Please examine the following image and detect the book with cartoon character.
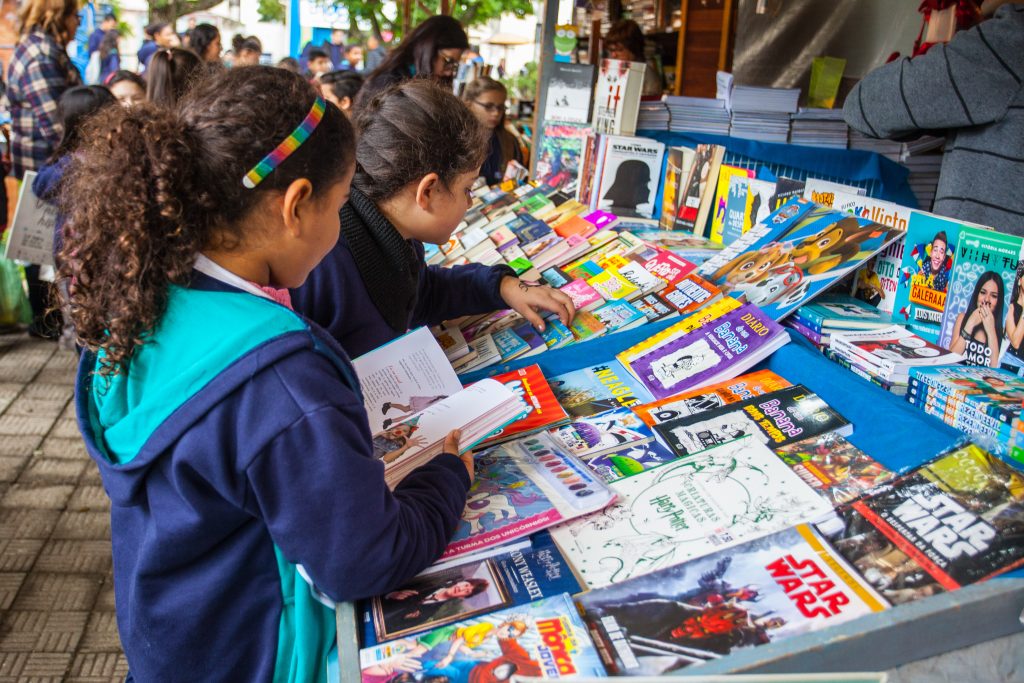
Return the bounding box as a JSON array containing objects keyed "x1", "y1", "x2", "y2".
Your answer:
[
  {"x1": 548, "y1": 436, "x2": 833, "y2": 589},
  {"x1": 440, "y1": 432, "x2": 616, "y2": 562},
  {"x1": 358, "y1": 594, "x2": 606, "y2": 683},
  {"x1": 548, "y1": 407, "x2": 656, "y2": 460},
  {"x1": 576, "y1": 524, "x2": 887, "y2": 675},
  {"x1": 699, "y1": 198, "x2": 905, "y2": 321}
]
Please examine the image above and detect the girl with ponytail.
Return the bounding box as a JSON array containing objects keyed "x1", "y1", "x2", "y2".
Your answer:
[{"x1": 61, "y1": 66, "x2": 473, "y2": 683}]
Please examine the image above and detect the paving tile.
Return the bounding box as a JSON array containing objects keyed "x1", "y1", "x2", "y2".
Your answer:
[
  {"x1": 0, "y1": 509, "x2": 61, "y2": 539},
  {"x1": 0, "y1": 611, "x2": 47, "y2": 652},
  {"x1": 0, "y1": 414, "x2": 55, "y2": 436},
  {"x1": 0, "y1": 365, "x2": 43, "y2": 383},
  {"x1": 92, "y1": 574, "x2": 116, "y2": 613},
  {"x1": 33, "y1": 368, "x2": 76, "y2": 386},
  {"x1": 77, "y1": 466, "x2": 103, "y2": 486},
  {"x1": 19, "y1": 651, "x2": 73, "y2": 677},
  {"x1": 0, "y1": 382, "x2": 22, "y2": 402},
  {"x1": 50, "y1": 417, "x2": 81, "y2": 439},
  {"x1": 0, "y1": 484, "x2": 75, "y2": 510},
  {"x1": 19, "y1": 458, "x2": 86, "y2": 485},
  {"x1": 66, "y1": 651, "x2": 128, "y2": 681},
  {"x1": 44, "y1": 351, "x2": 77, "y2": 369},
  {"x1": 0, "y1": 456, "x2": 28, "y2": 483},
  {"x1": 52, "y1": 511, "x2": 110, "y2": 541},
  {"x1": 35, "y1": 612, "x2": 89, "y2": 653},
  {"x1": 0, "y1": 435, "x2": 43, "y2": 457},
  {"x1": 77, "y1": 612, "x2": 121, "y2": 653},
  {"x1": 20, "y1": 383, "x2": 73, "y2": 402},
  {"x1": 66, "y1": 486, "x2": 109, "y2": 513},
  {"x1": 0, "y1": 572, "x2": 26, "y2": 610},
  {"x1": 38, "y1": 436, "x2": 87, "y2": 461},
  {"x1": 0, "y1": 651, "x2": 29, "y2": 677},
  {"x1": 10, "y1": 573, "x2": 102, "y2": 612},
  {"x1": 3, "y1": 397, "x2": 67, "y2": 420},
  {"x1": 0, "y1": 539, "x2": 44, "y2": 572},
  {"x1": 35, "y1": 540, "x2": 112, "y2": 575}
]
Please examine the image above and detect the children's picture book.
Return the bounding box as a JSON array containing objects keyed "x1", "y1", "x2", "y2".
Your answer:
[
  {"x1": 615, "y1": 261, "x2": 666, "y2": 298},
  {"x1": 653, "y1": 385, "x2": 852, "y2": 457},
  {"x1": 543, "y1": 62, "x2": 596, "y2": 124},
  {"x1": 802, "y1": 178, "x2": 866, "y2": 207},
  {"x1": 675, "y1": 144, "x2": 725, "y2": 236},
  {"x1": 891, "y1": 212, "x2": 972, "y2": 343},
  {"x1": 629, "y1": 303, "x2": 790, "y2": 400},
  {"x1": 583, "y1": 440, "x2": 679, "y2": 483},
  {"x1": 596, "y1": 136, "x2": 665, "y2": 219},
  {"x1": 443, "y1": 433, "x2": 617, "y2": 562},
  {"x1": 592, "y1": 58, "x2": 646, "y2": 136},
  {"x1": 549, "y1": 360, "x2": 655, "y2": 419},
  {"x1": 701, "y1": 198, "x2": 905, "y2": 321},
  {"x1": 492, "y1": 328, "x2": 531, "y2": 363},
  {"x1": 542, "y1": 266, "x2": 573, "y2": 289},
  {"x1": 536, "y1": 124, "x2": 590, "y2": 193},
  {"x1": 3, "y1": 171, "x2": 57, "y2": 266},
  {"x1": 361, "y1": 532, "x2": 581, "y2": 646},
  {"x1": 511, "y1": 321, "x2": 549, "y2": 358},
  {"x1": 829, "y1": 325, "x2": 964, "y2": 381},
  {"x1": 569, "y1": 311, "x2": 607, "y2": 343},
  {"x1": 592, "y1": 300, "x2": 647, "y2": 333},
  {"x1": 661, "y1": 272, "x2": 722, "y2": 315},
  {"x1": 937, "y1": 226, "x2": 1024, "y2": 369},
  {"x1": 769, "y1": 176, "x2": 806, "y2": 211},
  {"x1": 478, "y1": 365, "x2": 570, "y2": 446},
  {"x1": 588, "y1": 269, "x2": 641, "y2": 302},
  {"x1": 775, "y1": 432, "x2": 897, "y2": 505},
  {"x1": 560, "y1": 279, "x2": 605, "y2": 312},
  {"x1": 358, "y1": 594, "x2": 607, "y2": 683},
  {"x1": 708, "y1": 166, "x2": 756, "y2": 244},
  {"x1": 817, "y1": 443, "x2": 1024, "y2": 605},
  {"x1": 576, "y1": 523, "x2": 888, "y2": 675},
  {"x1": 353, "y1": 327, "x2": 469, "y2": 436},
  {"x1": 742, "y1": 178, "x2": 778, "y2": 234},
  {"x1": 460, "y1": 333, "x2": 502, "y2": 373},
  {"x1": 634, "y1": 292, "x2": 680, "y2": 323},
  {"x1": 377, "y1": 380, "x2": 525, "y2": 489},
  {"x1": 547, "y1": 407, "x2": 655, "y2": 460},
  {"x1": 632, "y1": 369, "x2": 792, "y2": 426},
  {"x1": 541, "y1": 318, "x2": 576, "y2": 349},
  {"x1": 549, "y1": 436, "x2": 834, "y2": 589},
  {"x1": 659, "y1": 147, "x2": 694, "y2": 230},
  {"x1": 616, "y1": 297, "x2": 742, "y2": 371},
  {"x1": 638, "y1": 248, "x2": 697, "y2": 288}
]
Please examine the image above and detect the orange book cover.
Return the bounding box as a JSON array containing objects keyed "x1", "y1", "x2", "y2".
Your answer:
[
  {"x1": 631, "y1": 369, "x2": 792, "y2": 426},
  {"x1": 477, "y1": 364, "x2": 570, "y2": 444}
]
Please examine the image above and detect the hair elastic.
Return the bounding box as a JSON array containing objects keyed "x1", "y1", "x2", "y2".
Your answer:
[{"x1": 242, "y1": 96, "x2": 326, "y2": 189}]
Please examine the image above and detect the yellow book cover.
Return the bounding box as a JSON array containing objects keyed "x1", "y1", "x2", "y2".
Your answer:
[
  {"x1": 616, "y1": 296, "x2": 742, "y2": 372},
  {"x1": 564, "y1": 231, "x2": 643, "y2": 273},
  {"x1": 546, "y1": 200, "x2": 587, "y2": 228},
  {"x1": 587, "y1": 269, "x2": 639, "y2": 301},
  {"x1": 708, "y1": 165, "x2": 755, "y2": 244}
]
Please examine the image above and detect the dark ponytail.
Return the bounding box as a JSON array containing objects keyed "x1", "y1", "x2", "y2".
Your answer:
[
  {"x1": 60, "y1": 66, "x2": 355, "y2": 375},
  {"x1": 146, "y1": 47, "x2": 202, "y2": 107},
  {"x1": 353, "y1": 79, "x2": 486, "y2": 202}
]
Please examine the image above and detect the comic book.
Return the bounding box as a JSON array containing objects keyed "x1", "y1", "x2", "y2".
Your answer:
[
  {"x1": 536, "y1": 124, "x2": 591, "y2": 194},
  {"x1": 576, "y1": 524, "x2": 887, "y2": 675},
  {"x1": 653, "y1": 385, "x2": 852, "y2": 457},
  {"x1": 775, "y1": 432, "x2": 897, "y2": 505},
  {"x1": 616, "y1": 297, "x2": 742, "y2": 372},
  {"x1": 592, "y1": 300, "x2": 647, "y2": 333},
  {"x1": 358, "y1": 594, "x2": 607, "y2": 683},
  {"x1": 698, "y1": 198, "x2": 904, "y2": 321},
  {"x1": 441, "y1": 432, "x2": 616, "y2": 562},
  {"x1": 890, "y1": 213, "x2": 974, "y2": 343},
  {"x1": 816, "y1": 443, "x2": 1024, "y2": 605},
  {"x1": 547, "y1": 407, "x2": 656, "y2": 460},
  {"x1": 361, "y1": 532, "x2": 581, "y2": 646},
  {"x1": 548, "y1": 436, "x2": 833, "y2": 589},
  {"x1": 937, "y1": 226, "x2": 1023, "y2": 370},
  {"x1": 631, "y1": 369, "x2": 792, "y2": 427},
  {"x1": 828, "y1": 325, "x2": 964, "y2": 382},
  {"x1": 549, "y1": 360, "x2": 654, "y2": 419},
  {"x1": 627, "y1": 303, "x2": 790, "y2": 400},
  {"x1": 583, "y1": 440, "x2": 679, "y2": 483},
  {"x1": 478, "y1": 365, "x2": 571, "y2": 446}
]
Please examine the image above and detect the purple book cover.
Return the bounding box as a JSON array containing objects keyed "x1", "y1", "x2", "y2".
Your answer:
[
  {"x1": 584, "y1": 209, "x2": 618, "y2": 231},
  {"x1": 632, "y1": 303, "x2": 788, "y2": 399}
]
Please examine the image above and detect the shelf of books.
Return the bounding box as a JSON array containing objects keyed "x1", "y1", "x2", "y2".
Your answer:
[{"x1": 332, "y1": 63, "x2": 1024, "y2": 683}]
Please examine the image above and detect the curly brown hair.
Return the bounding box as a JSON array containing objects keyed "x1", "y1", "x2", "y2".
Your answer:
[
  {"x1": 353, "y1": 78, "x2": 487, "y2": 203},
  {"x1": 59, "y1": 66, "x2": 355, "y2": 376}
]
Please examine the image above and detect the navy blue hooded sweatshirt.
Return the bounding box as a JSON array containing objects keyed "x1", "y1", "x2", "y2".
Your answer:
[
  {"x1": 77, "y1": 269, "x2": 471, "y2": 682},
  {"x1": 291, "y1": 187, "x2": 515, "y2": 358}
]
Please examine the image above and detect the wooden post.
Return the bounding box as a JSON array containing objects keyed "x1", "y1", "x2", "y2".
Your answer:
[
  {"x1": 402, "y1": 0, "x2": 412, "y2": 39},
  {"x1": 673, "y1": 0, "x2": 689, "y2": 95},
  {"x1": 717, "y1": 0, "x2": 734, "y2": 72},
  {"x1": 440, "y1": 0, "x2": 450, "y2": 15}
]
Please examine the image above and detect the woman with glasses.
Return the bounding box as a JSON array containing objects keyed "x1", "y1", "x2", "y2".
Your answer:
[
  {"x1": 357, "y1": 15, "x2": 469, "y2": 108},
  {"x1": 462, "y1": 77, "x2": 523, "y2": 185}
]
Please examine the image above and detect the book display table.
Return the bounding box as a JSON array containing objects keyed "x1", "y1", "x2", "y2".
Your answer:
[{"x1": 334, "y1": 327, "x2": 1024, "y2": 679}]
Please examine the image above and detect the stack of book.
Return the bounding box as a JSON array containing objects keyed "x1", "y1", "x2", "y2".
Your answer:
[
  {"x1": 906, "y1": 365, "x2": 1024, "y2": 461},
  {"x1": 847, "y1": 130, "x2": 945, "y2": 161},
  {"x1": 728, "y1": 84, "x2": 800, "y2": 143},
  {"x1": 790, "y1": 108, "x2": 849, "y2": 148},
  {"x1": 636, "y1": 98, "x2": 670, "y2": 130},
  {"x1": 787, "y1": 294, "x2": 894, "y2": 351},
  {"x1": 828, "y1": 324, "x2": 964, "y2": 395},
  {"x1": 664, "y1": 95, "x2": 731, "y2": 135}
]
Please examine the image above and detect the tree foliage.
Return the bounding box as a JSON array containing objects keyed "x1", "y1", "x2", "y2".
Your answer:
[
  {"x1": 148, "y1": 0, "x2": 224, "y2": 24},
  {"x1": 318, "y1": 0, "x2": 533, "y2": 41},
  {"x1": 258, "y1": 0, "x2": 287, "y2": 24}
]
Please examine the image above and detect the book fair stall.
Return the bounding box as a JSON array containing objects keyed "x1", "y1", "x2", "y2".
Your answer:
[{"x1": 331, "y1": 1, "x2": 1024, "y2": 681}]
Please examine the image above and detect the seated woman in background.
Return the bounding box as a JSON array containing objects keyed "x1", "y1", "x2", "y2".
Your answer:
[
  {"x1": 320, "y1": 70, "x2": 364, "y2": 118},
  {"x1": 146, "y1": 47, "x2": 202, "y2": 107},
  {"x1": 604, "y1": 19, "x2": 662, "y2": 97},
  {"x1": 462, "y1": 77, "x2": 522, "y2": 185}
]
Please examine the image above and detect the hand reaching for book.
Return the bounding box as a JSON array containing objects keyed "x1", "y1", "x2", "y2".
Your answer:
[
  {"x1": 444, "y1": 429, "x2": 474, "y2": 483},
  {"x1": 499, "y1": 276, "x2": 576, "y2": 332}
]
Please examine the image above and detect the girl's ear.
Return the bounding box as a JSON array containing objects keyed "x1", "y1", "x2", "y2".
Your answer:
[
  {"x1": 414, "y1": 172, "x2": 442, "y2": 212},
  {"x1": 340, "y1": 96, "x2": 352, "y2": 113},
  {"x1": 282, "y1": 178, "x2": 315, "y2": 235}
]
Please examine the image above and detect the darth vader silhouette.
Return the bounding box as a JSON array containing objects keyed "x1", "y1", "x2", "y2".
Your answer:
[{"x1": 602, "y1": 160, "x2": 651, "y2": 213}]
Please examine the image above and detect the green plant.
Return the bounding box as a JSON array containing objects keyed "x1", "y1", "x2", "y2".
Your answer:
[{"x1": 502, "y1": 61, "x2": 538, "y2": 101}]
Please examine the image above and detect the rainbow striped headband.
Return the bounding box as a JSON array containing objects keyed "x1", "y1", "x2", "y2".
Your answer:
[{"x1": 242, "y1": 97, "x2": 326, "y2": 189}]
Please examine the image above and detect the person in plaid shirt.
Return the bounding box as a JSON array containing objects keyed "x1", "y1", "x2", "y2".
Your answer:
[
  {"x1": 7, "y1": 0, "x2": 82, "y2": 181},
  {"x1": 5, "y1": 0, "x2": 80, "y2": 338}
]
